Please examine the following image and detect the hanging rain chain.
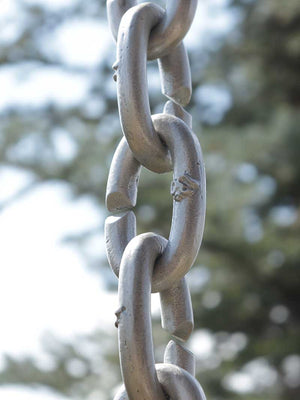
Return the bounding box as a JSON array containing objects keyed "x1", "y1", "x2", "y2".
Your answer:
[{"x1": 105, "y1": 1, "x2": 206, "y2": 399}]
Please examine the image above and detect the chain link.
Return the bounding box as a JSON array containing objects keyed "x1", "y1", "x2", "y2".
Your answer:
[
  {"x1": 107, "y1": 0, "x2": 197, "y2": 59},
  {"x1": 105, "y1": 1, "x2": 207, "y2": 399}
]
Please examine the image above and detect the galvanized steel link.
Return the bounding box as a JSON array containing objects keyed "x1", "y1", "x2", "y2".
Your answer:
[
  {"x1": 114, "y1": 364, "x2": 207, "y2": 400},
  {"x1": 105, "y1": 113, "x2": 206, "y2": 396},
  {"x1": 115, "y1": 3, "x2": 171, "y2": 173},
  {"x1": 105, "y1": 113, "x2": 206, "y2": 293},
  {"x1": 105, "y1": 0, "x2": 207, "y2": 399},
  {"x1": 107, "y1": 0, "x2": 197, "y2": 59},
  {"x1": 108, "y1": 0, "x2": 195, "y2": 108},
  {"x1": 110, "y1": 2, "x2": 192, "y2": 108},
  {"x1": 113, "y1": 233, "x2": 206, "y2": 400},
  {"x1": 116, "y1": 233, "x2": 168, "y2": 400},
  {"x1": 114, "y1": 3, "x2": 193, "y2": 172},
  {"x1": 104, "y1": 114, "x2": 202, "y2": 342}
]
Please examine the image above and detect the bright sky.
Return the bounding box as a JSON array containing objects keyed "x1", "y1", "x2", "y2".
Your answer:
[
  {"x1": 0, "y1": 0, "x2": 249, "y2": 399},
  {"x1": 0, "y1": 386, "x2": 69, "y2": 400},
  {"x1": 0, "y1": 174, "x2": 116, "y2": 356}
]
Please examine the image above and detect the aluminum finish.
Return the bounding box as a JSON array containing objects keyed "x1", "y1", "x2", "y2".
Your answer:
[
  {"x1": 151, "y1": 113, "x2": 206, "y2": 292},
  {"x1": 164, "y1": 340, "x2": 196, "y2": 376},
  {"x1": 155, "y1": 364, "x2": 207, "y2": 400},
  {"x1": 107, "y1": 0, "x2": 136, "y2": 40},
  {"x1": 160, "y1": 278, "x2": 194, "y2": 341},
  {"x1": 107, "y1": 0, "x2": 197, "y2": 59},
  {"x1": 105, "y1": 211, "x2": 194, "y2": 340},
  {"x1": 105, "y1": 1, "x2": 207, "y2": 398},
  {"x1": 105, "y1": 101, "x2": 192, "y2": 215},
  {"x1": 105, "y1": 101, "x2": 193, "y2": 275},
  {"x1": 158, "y1": 42, "x2": 192, "y2": 106},
  {"x1": 105, "y1": 113, "x2": 205, "y2": 292},
  {"x1": 105, "y1": 137, "x2": 140, "y2": 212},
  {"x1": 115, "y1": 3, "x2": 194, "y2": 172},
  {"x1": 109, "y1": 1, "x2": 193, "y2": 106},
  {"x1": 163, "y1": 100, "x2": 193, "y2": 129},
  {"x1": 116, "y1": 233, "x2": 205, "y2": 400},
  {"x1": 147, "y1": 0, "x2": 197, "y2": 60},
  {"x1": 117, "y1": 233, "x2": 167, "y2": 400},
  {"x1": 115, "y1": 3, "x2": 170, "y2": 173},
  {"x1": 105, "y1": 211, "x2": 194, "y2": 342},
  {"x1": 114, "y1": 364, "x2": 206, "y2": 400},
  {"x1": 105, "y1": 211, "x2": 136, "y2": 277}
]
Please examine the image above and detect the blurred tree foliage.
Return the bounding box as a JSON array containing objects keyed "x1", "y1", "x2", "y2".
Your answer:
[{"x1": 0, "y1": 0, "x2": 299, "y2": 399}]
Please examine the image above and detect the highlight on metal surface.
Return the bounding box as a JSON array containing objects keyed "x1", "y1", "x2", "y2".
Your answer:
[
  {"x1": 158, "y1": 43, "x2": 192, "y2": 106},
  {"x1": 116, "y1": 3, "x2": 171, "y2": 173},
  {"x1": 114, "y1": 364, "x2": 206, "y2": 400},
  {"x1": 117, "y1": 233, "x2": 168, "y2": 400},
  {"x1": 164, "y1": 339, "x2": 196, "y2": 376},
  {"x1": 105, "y1": 0, "x2": 207, "y2": 398},
  {"x1": 107, "y1": 0, "x2": 197, "y2": 59},
  {"x1": 160, "y1": 278, "x2": 194, "y2": 341},
  {"x1": 106, "y1": 113, "x2": 206, "y2": 292},
  {"x1": 115, "y1": 2, "x2": 195, "y2": 172},
  {"x1": 105, "y1": 137, "x2": 141, "y2": 212}
]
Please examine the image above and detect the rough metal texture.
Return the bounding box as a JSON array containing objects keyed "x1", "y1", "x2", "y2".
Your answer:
[
  {"x1": 106, "y1": 138, "x2": 140, "y2": 212},
  {"x1": 105, "y1": 1, "x2": 207, "y2": 399},
  {"x1": 114, "y1": 2, "x2": 194, "y2": 172},
  {"x1": 164, "y1": 340, "x2": 196, "y2": 376},
  {"x1": 160, "y1": 279, "x2": 194, "y2": 341},
  {"x1": 105, "y1": 114, "x2": 206, "y2": 293},
  {"x1": 107, "y1": 0, "x2": 197, "y2": 59},
  {"x1": 117, "y1": 233, "x2": 168, "y2": 400}
]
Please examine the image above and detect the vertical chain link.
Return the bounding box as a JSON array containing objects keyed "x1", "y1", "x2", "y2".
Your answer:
[{"x1": 105, "y1": 1, "x2": 207, "y2": 399}]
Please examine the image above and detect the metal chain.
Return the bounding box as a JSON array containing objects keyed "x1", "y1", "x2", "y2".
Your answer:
[{"x1": 105, "y1": 1, "x2": 207, "y2": 399}]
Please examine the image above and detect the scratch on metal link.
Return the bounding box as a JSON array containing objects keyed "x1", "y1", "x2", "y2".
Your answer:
[{"x1": 171, "y1": 172, "x2": 200, "y2": 202}]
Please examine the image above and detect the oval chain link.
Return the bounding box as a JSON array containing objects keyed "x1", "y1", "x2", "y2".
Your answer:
[
  {"x1": 105, "y1": 1, "x2": 207, "y2": 399},
  {"x1": 105, "y1": 113, "x2": 206, "y2": 293},
  {"x1": 114, "y1": 3, "x2": 193, "y2": 172},
  {"x1": 107, "y1": 0, "x2": 197, "y2": 60}
]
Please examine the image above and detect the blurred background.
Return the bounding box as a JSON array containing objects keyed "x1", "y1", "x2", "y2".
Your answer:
[{"x1": 0, "y1": 0, "x2": 299, "y2": 399}]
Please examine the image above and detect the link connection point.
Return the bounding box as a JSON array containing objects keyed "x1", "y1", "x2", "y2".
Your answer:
[{"x1": 105, "y1": 1, "x2": 207, "y2": 399}]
